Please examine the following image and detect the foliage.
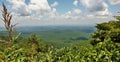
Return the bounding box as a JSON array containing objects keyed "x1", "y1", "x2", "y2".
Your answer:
[{"x1": 91, "y1": 20, "x2": 120, "y2": 45}]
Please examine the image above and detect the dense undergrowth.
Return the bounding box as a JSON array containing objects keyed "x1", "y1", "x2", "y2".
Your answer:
[{"x1": 0, "y1": 3, "x2": 120, "y2": 62}]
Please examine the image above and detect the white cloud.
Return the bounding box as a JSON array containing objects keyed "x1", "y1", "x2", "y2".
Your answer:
[
  {"x1": 51, "y1": 1, "x2": 59, "y2": 7},
  {"x1": 28, "y1": 0, "x2": 51, "y2": 17},
  {"x1": 110, "y1": 0, "x2": 120, "y2": 5},
  {"x1": 3, "y1": 0, "x2": 113, "y2": 26},
  {"x1": 80, "y1": 0, "x2": 108, "y2": 12},
  {"x1": 29, "y1": 0, "x2": 51, "y2": 11},
  {"x1": 73, "y1": 0, "x2": 78, "y2": 6},
  {"x1": 80, "y1": 0, "x2": 111, "y2": 17},
  {"x1": 73, "y1": 9, "x2": 82, "y2": 14},
  {"x1": 7, "y1": 0, "x2": 31, "y2": 16},
  {"x1": 95, "y1": 9, "x2": 111, "y2": 16},
  {"x1": 7, "y1": 0, "x2": 51, "y2": 16},
  {"x1": 63, "y1": 8, "x2": 82, "y2": 19},
  {"x1": 49, "y1": 8, "x2": 59, "y2": 18},
  {"x1": 86, "y1": 9, "x2": 112, "y2": 19}
]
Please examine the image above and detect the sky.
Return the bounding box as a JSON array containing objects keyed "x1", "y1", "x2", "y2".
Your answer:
[{"x1": 0, "y1": 0, "x2": 120, "y2": 26}]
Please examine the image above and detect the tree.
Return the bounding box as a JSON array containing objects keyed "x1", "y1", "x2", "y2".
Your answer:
[{"x1": 90, "y1": 13, "x2": 120, "y2": 45}]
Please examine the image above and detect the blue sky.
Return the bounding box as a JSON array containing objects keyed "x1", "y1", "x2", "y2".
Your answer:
[
  {"x1": 0, "y1": 0, "x2": 120, "y2": 26},
  {"x1": 48, "y1": 0, "x2": 75, "y2": 14}
]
